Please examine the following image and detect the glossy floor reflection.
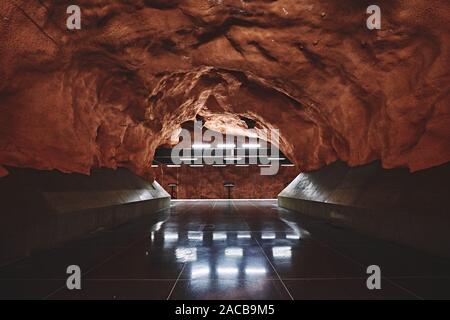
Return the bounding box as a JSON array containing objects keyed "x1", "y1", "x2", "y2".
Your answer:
[{"x1": 1, "y1": 200, "x2": 450, "y2": 300}]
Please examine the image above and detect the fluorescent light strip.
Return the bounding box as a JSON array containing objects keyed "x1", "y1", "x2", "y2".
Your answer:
[
  {"x1": 190, "y1": 165, "x2": 204, "y2": 168},
  {"x1": 167, "y1": 165, "x2": 181, "y2": 168},
  {"x1": 151, "y1": 165, "x2": 159, "y2": 168},
  {"x1": 213, "y1": 165, "x2": 227, "y2": 167},
  {"x1": 172, "y1": 199, "x2": 277, "y2": 202},
  {"x1": 217, "y1": 144, "x2": 236, "y2": 149},
  {"x1": 242, "y1": 144, "x2": 261, "y2": 148},
  {"x1": 267, "y1": 157, "x2": 286, "y2": 161},
  {"x1": 192, "y1": 144, "x2": 211, "y2": 149},
  {"x1": 261, "y1": 232, "x2": 276, "y2": 240},
  {"x1": 286, "y1": 233, "x2": 301, "y2": 240},
  {"x1": 236, "y1": 165, "x2": 249, "y2": 167},
  {"x1": 282, "y1": 164, "x2": 295, "y2": 167},
  {"x1": 237, "y1": 232, "x2": 252, "y2": 239}
]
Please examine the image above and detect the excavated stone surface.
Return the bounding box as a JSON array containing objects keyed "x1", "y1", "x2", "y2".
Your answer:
[
  {"x1": 0, "y1": 0, "x2": 449, "y2": 180},
  {"x1": 155, "y1": 165, "x2": 298, "y2": 199}
]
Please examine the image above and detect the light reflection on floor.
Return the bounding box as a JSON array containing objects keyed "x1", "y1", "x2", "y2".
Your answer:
[{"x1": 1, "y1": 200, "x2": 450, "y2": 300}]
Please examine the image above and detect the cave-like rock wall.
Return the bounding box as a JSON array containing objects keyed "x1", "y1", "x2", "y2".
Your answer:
[
  {"x1": 0, "y1": 0, "x2": 449, "y2": 179},
  {"x1": 155, "y1": 165, "x2": 298, "y2": 199}
]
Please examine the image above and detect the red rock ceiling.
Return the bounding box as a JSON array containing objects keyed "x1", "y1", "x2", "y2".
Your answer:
[{"x1": 0, "y1": 0, "x2": 449, "y2": 179}]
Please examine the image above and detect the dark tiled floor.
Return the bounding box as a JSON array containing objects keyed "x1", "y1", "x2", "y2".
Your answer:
[{"x1": 1, "y1": 200, "x2": 449, "y2": 300}]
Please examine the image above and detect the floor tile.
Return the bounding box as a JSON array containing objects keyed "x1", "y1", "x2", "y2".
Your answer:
[
  {"x1": 390, "y1": 277, "x2": 450, "y2": 300},
  {"x1": 284, "y1": 279, "x2": 417, "y2": 300},
  {"x1": 261, "y1": 241, "x2": 366, "y2": 279},
  {"x1": 49, "y1": 280, "x2": 175, "y2": 300},
  {"x1": 85, "y1": 240, "x2": 184, "y2": 280},
  {"x1": 170, "y1": 279, "x2": 291, "y2": 300},
  {"x1": 0, "y1": 279, "x2": 64, "y2": 300}
]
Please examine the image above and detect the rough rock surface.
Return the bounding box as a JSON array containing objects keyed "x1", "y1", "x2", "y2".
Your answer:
[
  {"x1": 155, "y1": 165, "x2": 298, "y2": 199},
  {"x1": 0, "y1": 0, "x2": 449, "y2": 179}
]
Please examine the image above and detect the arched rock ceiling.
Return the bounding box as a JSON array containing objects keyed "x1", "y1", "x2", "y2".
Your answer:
[{"x1": 0, "y1": 0, "x2": 449, "y2": 178}]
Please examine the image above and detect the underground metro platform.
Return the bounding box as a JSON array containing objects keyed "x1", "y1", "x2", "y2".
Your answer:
[
  {"x1": 1, "y1": 161, "x2": 450, "y2": 300},
  {"x1": 1, "y1": 200, "x2": 450, "y2": 300}
]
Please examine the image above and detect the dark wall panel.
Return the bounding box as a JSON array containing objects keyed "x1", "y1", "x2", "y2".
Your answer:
[{"x1": 278, "y1": 161, "x2": 450, "y2": 257}]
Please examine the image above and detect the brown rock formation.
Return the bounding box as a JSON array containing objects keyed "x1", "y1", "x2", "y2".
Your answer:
[
  {"x1": 0, "y1": 0, "x2": 449, "y2": 179},
  {"x1": 154, "y1": 165, "x2": 298, "y2": 199}
]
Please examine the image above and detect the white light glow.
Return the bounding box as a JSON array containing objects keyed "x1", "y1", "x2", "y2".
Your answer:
[
  {"x1": 272, "y1": 246, "x2": 292, "y2": 259},
  {"x1": 154, "y1": 221, "x2": 164, "y2": 232},
  {"x1": 236, "y1": 165, "x2": 249, "y2": 167},
  {"x1": 192, "y1": 144, "x2": 211, "y2": 149},
  {"x1": 217, "y1": 144, "x2": 236, "y2": 149},
  {"x1": 281, "y1": 164, "x2": 295, "y2": 167},
  {"x1": 151, "y1": 165, "x2": 159, "y2": 168},
  {"x1": 167, "y1": 165, "x2": 181, "y2": 168},
  {"x1": 176, "y1": 248, "x2": 197, "y2": 262},
  {"x1": 261, "y1": 232, "x2": 276, "y2": 240},
  {"x1": 217, "y1": 267, "x2": 239, "y2": 276},
  {"x1": 180, "y1": 158, "x2": 198, "y2": 162},
  {"x1": 191, "y1": 265, "x2": 210, "y2": 278},
  {"x1": 286, "y1": 233, "x2": 301, "y2": 240},
  {"x1": 245, "y1": 267, "x2": 267, "y2": 276},
  {"x1": 213, "y1": 232, "x2": 227, "y2": 241},
  {"x1": 225, "y1": 247, "x2": 243, "y2": 257},
  {"x1": 224, "y1": 158, "x2": 243, "y2": 161},
  {"x1": 268, "y1": 157, "x2": 286, "y2": 161},
  {"x1": 164, "y1": 232, "x2": 179, "y2": 241},
  {"x1": 190, "y1": 165, "x2": 204, "y2": 168},
  {"x1": 188, "y1": 231, "x2": 203, "y2": 241},
  {"x1": 242, "y1": 144, "x2": 261, "y2": 149},
  {"x1": 237, "y1": 232, "x2": 251, "y2": 239}
]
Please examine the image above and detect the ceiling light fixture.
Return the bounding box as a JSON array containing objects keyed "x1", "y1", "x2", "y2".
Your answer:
[
  {"x1": 242, "y1": 143, "x2": 261, "y2": 148},
  {"x1": 192, "y1": 143, "x2": 211, "y2": 149},
  {"x1": 217, "y1": 144, "x2": 236, "y2": 149},
  {"x1": 180, "y1": 158, "x2": 198, "y2": 162}
]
